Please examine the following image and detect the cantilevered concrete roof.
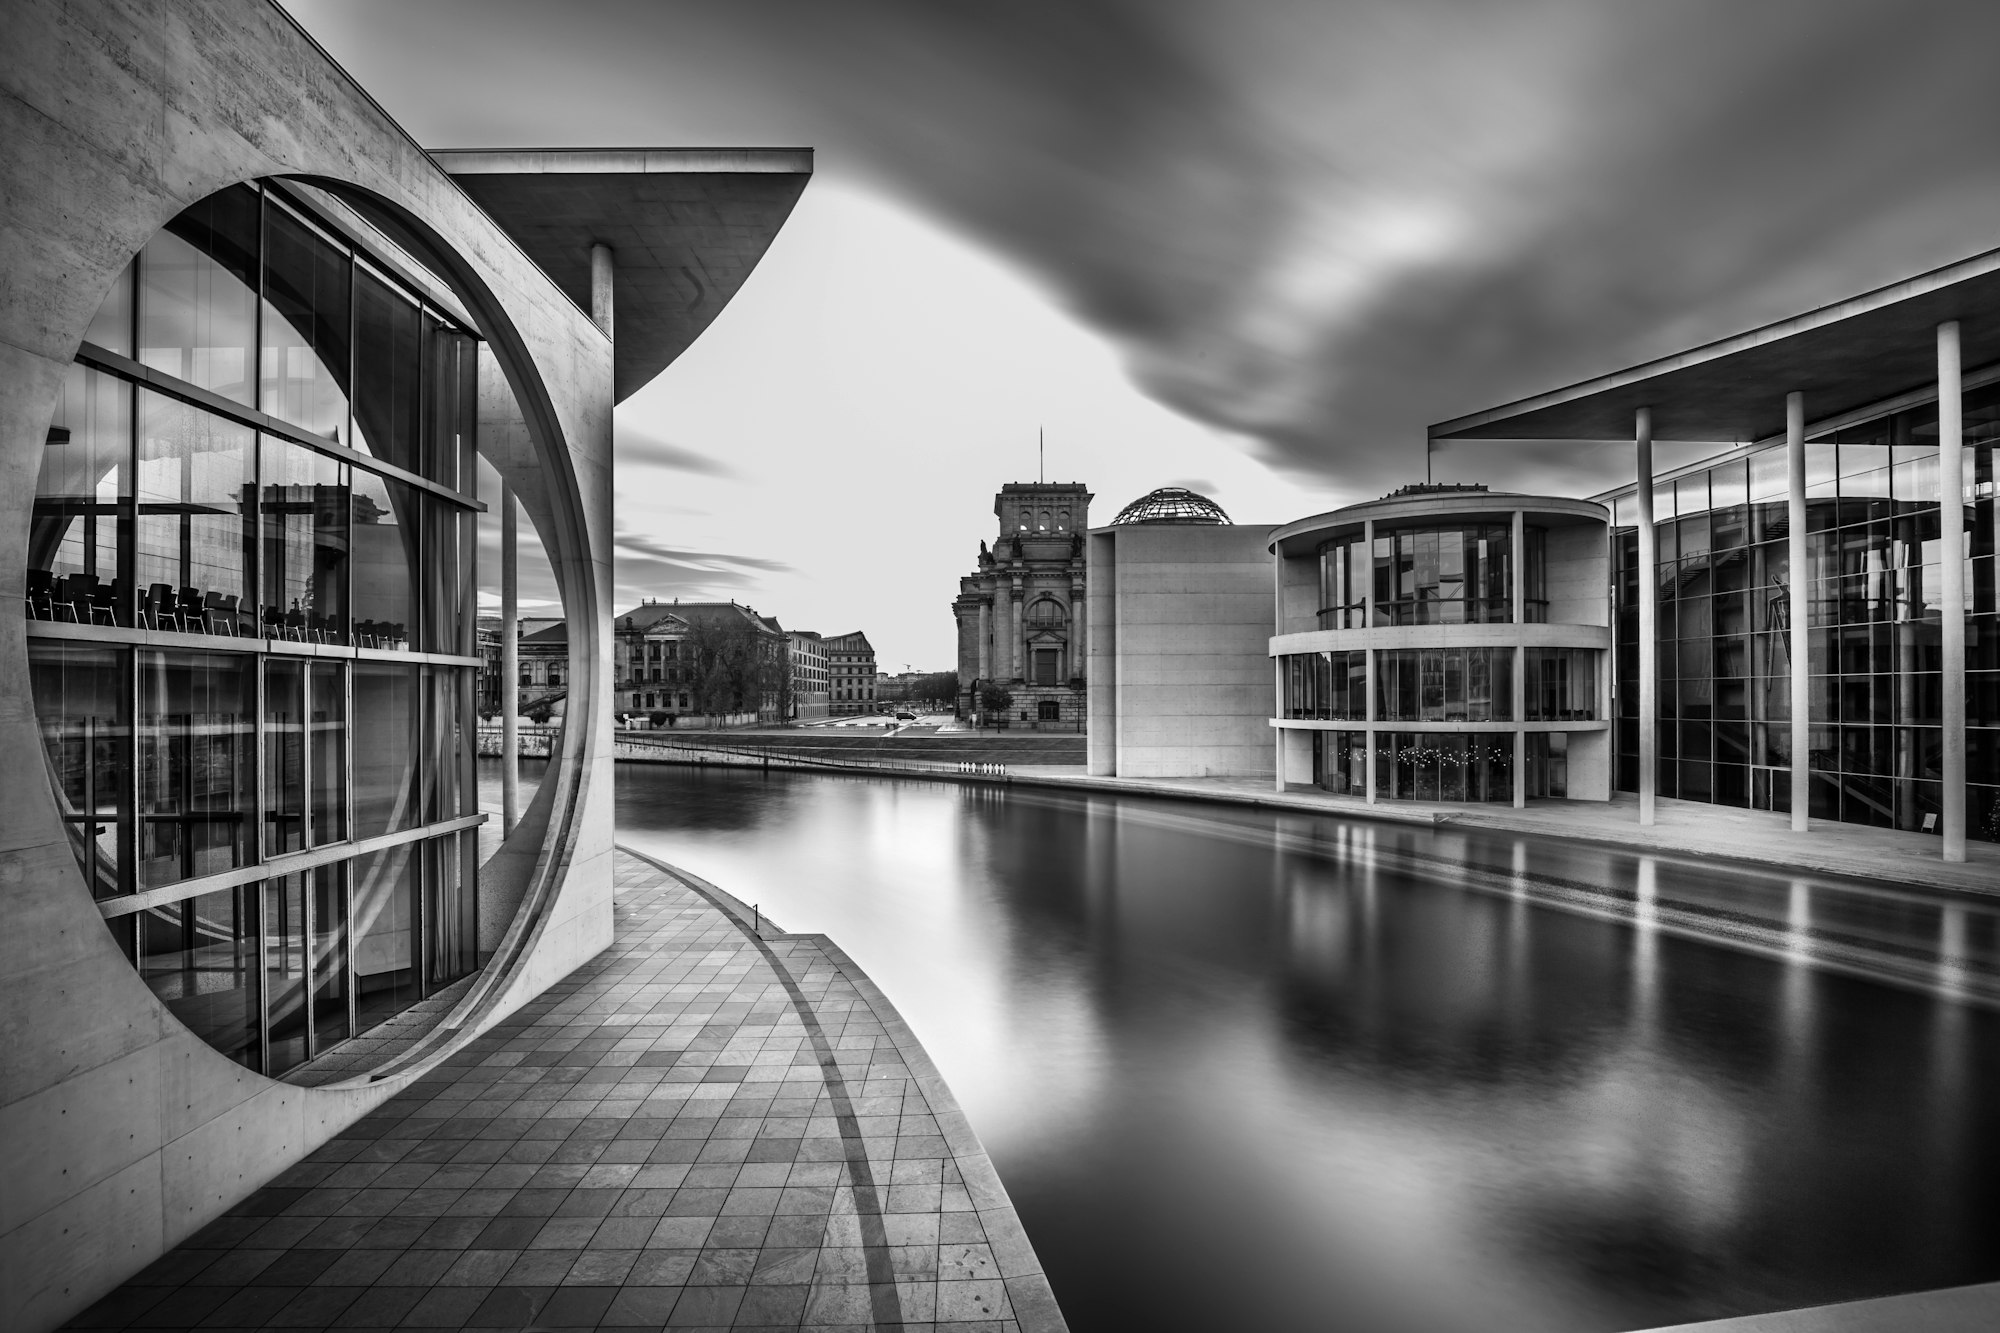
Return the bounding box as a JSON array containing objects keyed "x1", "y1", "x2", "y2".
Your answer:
[
  {"x1": 431, "y1": 148, "x2": 812, "y2": 404},
  {"x1": 1430, "y1": 245, "x2": 2000, "y2": 444}
]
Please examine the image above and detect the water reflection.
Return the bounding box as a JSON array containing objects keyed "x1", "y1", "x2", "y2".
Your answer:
[{"x1": 496, "y1": 762, "x2": 2000, "y2": 1332}]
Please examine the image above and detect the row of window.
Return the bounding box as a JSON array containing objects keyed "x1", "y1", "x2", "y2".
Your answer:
[
  {"x1": 29, "y1": 643, "x2": 474, "y2": 900},
  {"x1": 1279, "y1": 648, "x2": 1599, "y2": 723},
  {"x1": 102, "y1": 832, "x2": 478, "y2": 1078}
]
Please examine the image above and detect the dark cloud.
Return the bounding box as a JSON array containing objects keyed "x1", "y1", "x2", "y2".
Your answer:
[
  {"x1": 299, "y1": 0, "x2": 2000, "y2": 501},
  {"x1": 618, "y1": 428, "x2": 738, "y2": 479}
]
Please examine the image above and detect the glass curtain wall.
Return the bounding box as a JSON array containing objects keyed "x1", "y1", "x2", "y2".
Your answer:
[
  {"x1": 26, "y1": 180, "x2": 491, "y2": 1074},
  {"x1": 1282, "y1": 651, "x2": 1368, "y2": 720},
  {"x1": 1376, "y1": 648, "x2": 1514, "y2": 723},
  {"x1": 1612, "y1": 386, "x2": 1999, "y2": 838}
]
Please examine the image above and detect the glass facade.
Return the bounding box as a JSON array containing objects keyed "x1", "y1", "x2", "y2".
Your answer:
[
  {"x1": 1612, "y1": 386, "x2": 1999, "y2": 839},
  {"x1": 1319, "y1": 524, "x2": 1546, "y2": 627},
  {"x1": 27, "y1": 181, "x2": 488, "y2": 1074}
]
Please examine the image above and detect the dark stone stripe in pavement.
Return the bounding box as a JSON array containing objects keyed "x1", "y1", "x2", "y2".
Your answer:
[
  {"x1": 660, "y1": 858, "x2": 907, "y2": 1330},
  {"x1": 63, "y1": 847, "x2": 1065, "y2": 1332}
]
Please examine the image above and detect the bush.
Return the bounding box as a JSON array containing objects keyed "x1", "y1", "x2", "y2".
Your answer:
[
  {"x1": 526, "y1": 703, "x2": 553, "y2": 725},
  {"x1": 649, "y1": 711, "x2": 670, "y2": 727}
]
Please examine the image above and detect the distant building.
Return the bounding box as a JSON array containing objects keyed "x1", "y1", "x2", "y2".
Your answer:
[
  {"x1": 825, "y1": 630, "x2": 878, "y2": 714},
  {"x1": 788, "y1": 630, "x2": 830, "y2": 720},
  {"x1": 613, "y1": 599, "x2": 787, "y2": 723},
  {"x1": 953, "y1": 481, "x2": 1091, "y2": 726}
]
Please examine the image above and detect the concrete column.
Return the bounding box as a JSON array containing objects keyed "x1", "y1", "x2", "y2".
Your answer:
[
  {"x1": 977, "y1": 598, "x2": 991, "y2": 679},
  {"x1": 1365, "y1": 645, "x2": 1378, "y2": 805},
  {"x1": 1010, "y1": 583, "x2": 1023, "y2": 681},
  {"x1": 1272, "y1": 551, "x2": 1285, "y2": 792},
  {"x1": 1512, "y1": 507, "x2": 1526, "y2": 808},
  {"x1": 500, "y1": 482, "x2": 520, "y2": 834},
  {"x1": 1786, "y1": 391, "x2": 1810, "y2": 833},
  {"x1": 1939, "y1": 321, "x2": 1968, "y2": 862},
  {"x1": 1070, "y1": 574, "x2": 1086, "y2": 679},
  {"x1": 1274, "y1": 660, "x2": 1288, "y2": 793},
  {"x1": 1636, "y1": 407, "x2": 1658, "y2": 827},
  {"x1": 590, "y1": 242, "x2": 615, "y2": 338},
  {"x1": 1363, "y1": 518, "x2": 1377, "y2": 626}
]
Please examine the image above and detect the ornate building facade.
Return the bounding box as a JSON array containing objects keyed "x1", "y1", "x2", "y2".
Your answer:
[
  {"x1": 954, "y1": 482, "x2": 1092, "y2": 725},
  {"x1": 825, "y1": 630, "x2": 878, "y2": 714}
]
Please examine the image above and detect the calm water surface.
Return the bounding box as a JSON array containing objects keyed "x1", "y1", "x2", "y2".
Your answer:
[{"x1": 491, "y1": 761, "x2": 2000, "y2": 1332}]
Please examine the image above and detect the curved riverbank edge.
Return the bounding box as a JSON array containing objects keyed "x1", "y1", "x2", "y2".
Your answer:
[{"x1": 617, "y1": 844, "x2": 1071, "y2": 1333}]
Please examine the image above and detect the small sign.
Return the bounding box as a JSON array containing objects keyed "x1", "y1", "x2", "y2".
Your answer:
[{"x1": 1922, "y1": 813, "x2": 1938, "y2": 832}]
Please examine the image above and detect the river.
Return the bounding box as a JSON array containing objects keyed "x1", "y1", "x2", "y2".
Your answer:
[{"x1": 484, "y1": 759, "x2": 2000, "y2": 1332}]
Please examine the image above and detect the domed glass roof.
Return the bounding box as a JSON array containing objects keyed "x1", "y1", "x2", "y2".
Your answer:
[{"x1": 1109, "y1": 486, "x2": 1232, "y2": 526}]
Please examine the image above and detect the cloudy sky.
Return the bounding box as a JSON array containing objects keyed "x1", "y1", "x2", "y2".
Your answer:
[{"x1": 288, "y1": 0, "x2": 2000, "y2": 672}]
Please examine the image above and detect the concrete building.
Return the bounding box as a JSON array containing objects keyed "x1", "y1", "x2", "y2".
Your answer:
[
  {"x1": 1087, "y1": 488, "x2": 1276, "y2": 778},
  {"x1": 1430, "y1": 245, "x2": 2000, "y2": 859},
  {"x1": 1268, "y1": 485, "x2": 1612, "y2": 803},
  {"x1": 0, "y1": 4, "x2": 808, "y2": 1326},
  {"x1": 825, "y1": 630, "x2": 878, "y2": 713},
  {"x1": 787, "y1": 629, "x2": 830, "y2": 720},
  {"x1": 954, "y1": 481, "x2": 1092, "y2": 725}
]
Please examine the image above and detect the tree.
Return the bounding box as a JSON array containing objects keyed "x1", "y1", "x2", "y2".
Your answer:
[
  {"x1": 978, "y1": 683, "x2": 1014, "y2": 716},
  {"x1": 681, "y1": 617, "x2": 790, "y2": 719},
  {"x1": 910, "y1": 672, "x2": 958, "y2": 706}
]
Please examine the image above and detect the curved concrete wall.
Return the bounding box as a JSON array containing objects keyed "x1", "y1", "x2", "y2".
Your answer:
[{"x1": 0, "y1": 4, "x2": 616, "y2": 1327}]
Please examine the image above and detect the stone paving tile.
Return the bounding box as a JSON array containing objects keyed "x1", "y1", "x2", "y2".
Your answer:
[{"x1": 65, "y1": 849, "x2": 1065, "y2": 1332}]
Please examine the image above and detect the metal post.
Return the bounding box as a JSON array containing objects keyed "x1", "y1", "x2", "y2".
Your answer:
[
  {"x1": 500, "y1": 482, "x2": 520, "y2": 835},
  {"x1": 1636, "y1": 407, "x2": 1658, "y2": 827},
  {"x1": 1939, "y1": 321, "x2": 1967, "y2": 862},
  {"x1": 1786, "y1": 392, "x2": 1810, "y2": 833}
]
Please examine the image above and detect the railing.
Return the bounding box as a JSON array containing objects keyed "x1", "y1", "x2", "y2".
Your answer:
[{"x1": 611, "y1": 732, "x2": 1011, "y2": 781}]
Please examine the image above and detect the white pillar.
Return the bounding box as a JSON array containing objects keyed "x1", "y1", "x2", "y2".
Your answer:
[
  {"x1": 1513, "y1": 508, "x2": 1526, "y2": 808},
  {"x1": 1786, "y1": 391, "x2": 1810, "y2": 833},
  {"x1": 1636, "y1": 407, "x2": 1658, "y2": 827},
  {"x1": 500, "y1": 482, "x2": 520, "y2": 834},
  {"x1": 1362, "y1": 518, "x2": 1377, "y2": 626},
  {"x1": 1939, "y1": 321, "x2": 1968, "y2": 862},
  {"x1": 1274, "y1": 661, "x2": 1288, "y2": 794},
  {"x1": 590, "y1": 242, "x2": 615, "y2": 339},
  {"x1": 1273, "y1": 549, "x2": 1286, "y2": 791}
]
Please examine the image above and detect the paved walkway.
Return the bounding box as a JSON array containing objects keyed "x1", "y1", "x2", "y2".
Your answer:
[
  {"x1": 66, "y1": 850, "x2": 1064, "y2": 1332},
  {"x1": 1008, "y1": 770, "x2": 2000, "y2": 897}
]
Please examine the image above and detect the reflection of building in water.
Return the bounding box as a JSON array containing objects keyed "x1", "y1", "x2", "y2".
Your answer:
[{"x1": 954, "y1": 481, "x2": 1091, "y2": 726}]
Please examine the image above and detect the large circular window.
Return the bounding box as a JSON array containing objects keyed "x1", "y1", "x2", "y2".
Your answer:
[{"x1": 27, "y1": 181, "x2": 490, "y2": 1077}]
